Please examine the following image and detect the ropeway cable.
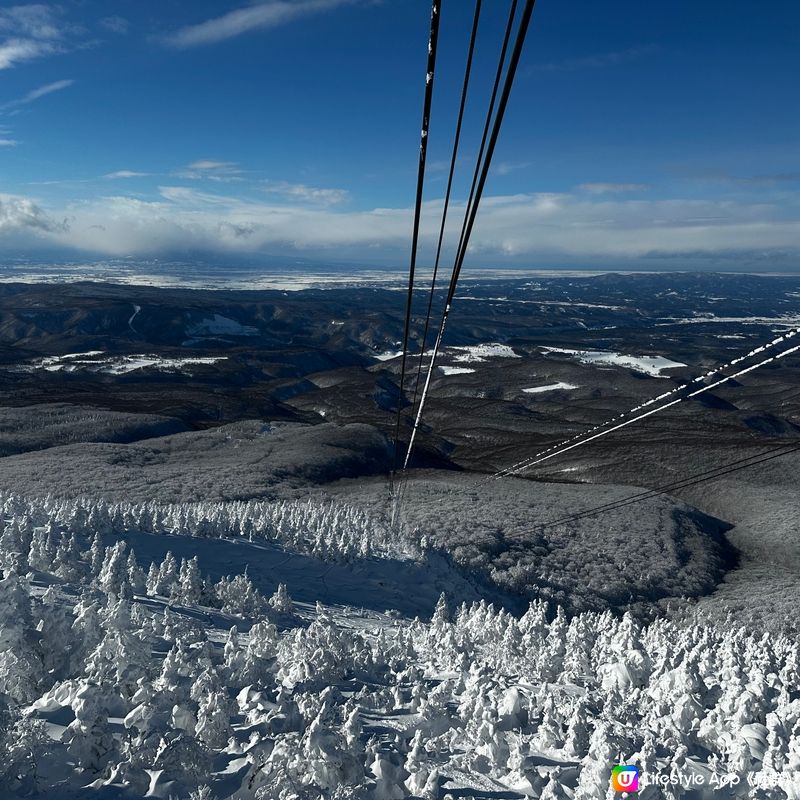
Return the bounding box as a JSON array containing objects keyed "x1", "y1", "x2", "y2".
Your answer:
[
  {"x1": 391, "y1": 0, "x2": 534, "y2": 525},
  {"x1": 390, "y1": 0, "x2": 442, "y2": 491},
  {"x1": 408, "y1": 0, "x2": 483, "y2": 419},
  {"x1": 392, "y1": 1, "x2": 482, "y2": 520},
  {"x1": 511, "y1": 441, "x2": 800, "y2": 534},
  {"x1": 493, "y1": 325, "x2": 800, "y2": 480},
  {"x1": 401, "y1": 0, "x2": 536, "y2": 477},
  {"x1": 491, "y1": 338, "x2": 800, "y2": 479}
]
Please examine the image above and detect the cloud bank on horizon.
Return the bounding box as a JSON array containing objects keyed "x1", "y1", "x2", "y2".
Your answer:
[
  {"x1": 0, "y1": 0, "x2": 798, "y2": 270},
  {"x1": 3, "y1": 185, "x2": 800, "y2": 269}
]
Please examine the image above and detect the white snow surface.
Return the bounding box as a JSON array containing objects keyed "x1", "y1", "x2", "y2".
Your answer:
[
  {"x1": 439, "y1": 366, "x2": 476, "y2": 376},
  {"x1": 448, "y1": 342, "x2": 521, "y2": 363},
  {"x1": 522, "y1": 382, "x2": 579, "y2": 394},
  {"x1": 0, "y1": 490, "x2": 798, "y2": 798},
  {"x1": 541, "y1": 346, "x2": 686, "y2": 377},
  {"x1": 373, "y1": 350, "x2": 403, "y2": 361},
  {"x1": 16, "y1": 352, "x2": 227, "y2": 375},
  {"x1": 659, "y1": 314, "x2": 800, "y2": 328}
]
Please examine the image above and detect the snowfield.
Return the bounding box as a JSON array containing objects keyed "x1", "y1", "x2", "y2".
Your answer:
[
  {"x1": 0, "y1": 491, "x2": 798, "y2": 799},
  {"x1": 448, "y1": 343, "x2": 521, "y2": 363},
  {"x1": 439, "y1": 366, "x2": 476, "y2": 376},
  {"x1": 522, "y1": 382, "x2": 579, "y2": 394},
  {"x1": 540, "y1": 346, "x2": 686, "y2": 377},
  {"x1": 15, "y1": 352, "x2": 228, "y2": 375},
  {"x1": 373, "y1": 350, "x2": 403, "y2": 362}
]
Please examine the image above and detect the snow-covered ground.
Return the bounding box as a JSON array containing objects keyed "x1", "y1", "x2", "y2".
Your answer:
[
  {"x1": 541, "y1": 346, "x2": 686, "y2": 377},
  {"x1": 14, "y1": 352, "x2": 228, "y2": 375},
  {"x1": 522, "y1": 382, "x2": 579, "y2": 394},
  {"x1": 448, "y1": 343, "x2": 521, "y2": 363},
  {"x1": 373, "y1": 350, "x2": 403, "y2": 361},
  {"x1": 439, "y1": 366, "x2": 476, "y2": 376},
  {"x1": 1, "y1": 491, "x2": 799, "y2": 799},
  {"x1": 659, "y1": 314, "x2": 800, "y2": 328}
]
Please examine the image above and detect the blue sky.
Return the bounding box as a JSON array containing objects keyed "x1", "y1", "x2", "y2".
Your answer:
[{"x1": 0, "y1": 0, "x2": 799, "y2": 270}]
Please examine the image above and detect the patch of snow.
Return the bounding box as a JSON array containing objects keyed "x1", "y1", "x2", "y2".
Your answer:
[
  {"x1": 440, "y1": 366, "x2": 476, "y2": 375},
  {"x1": 456, "y1": 296, "x2": 625, "y2": 310},
  {"x1": 448, "y1": 343, "x2": 521, "y2": 363},
  {"x1": 374, "y1": 350, "x2": 403, "y2": 361},
  {"x1": 17, "y1": 353, "x2": 227, "y2": 375},
  {"x1": 128, "y1": 303, "x2": 141, "y2": 332},
  {"x1": 104, "y1": 355, "x2": 228, "y2": 375},
  {"x1": 522, "y1": 382, "x2": 579, "y2": 394},
  {"x1": 658, "y1": 314, "x2": 800, "y2": 328},
  {"x1": 541, "y1": 346, "x2": 686, "y2": 377}
]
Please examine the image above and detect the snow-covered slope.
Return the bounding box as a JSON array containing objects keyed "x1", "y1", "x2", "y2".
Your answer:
[{"x1": 0, "y1": 491, "x2": 798, "y2": 799}]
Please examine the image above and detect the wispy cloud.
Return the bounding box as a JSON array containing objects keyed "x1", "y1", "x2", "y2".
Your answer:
[
  {"x1": 1, "y1": 78, "x2": 74, "y2": 111},
  {"x1": 0, "y1": 138, "x2": 18, "y2": 147},
  {"x1": 0, "y1": 5, "x2": 62, "y2": 40},
  {"x1": 0, "y1": 5, "x2": 72, "y2": 70},
  {"x1": 163, "y1": 0, "x2": 354, "y2": 49},
  {"x1": 99, "y1": 16, "x2": 129, "y2": 35},
  {"x1": 492, "y1": 161, "x2": 532, "y2": 176},
  {"x1": 174, "y1": 159, "x2": 243, "y2": 181},
  {"x1": 262, "y1": 180, "x2": 349, "y2": 205},
  {"x1": 578, "y1": 182, "x2": 649, "y2": 194},
  {"x1": 104, "y1": 170, "x2": 150, "y2": 179},
  {"x1": 533, "y1": 44, "x2": 661, "y2": 73},
  {"x1": 0, "y1": 38, "x2": 56, "y2": 69}
]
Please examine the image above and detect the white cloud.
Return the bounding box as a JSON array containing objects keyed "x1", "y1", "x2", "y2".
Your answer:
[
  {"x1": 0, "y1": 5, "x2": 71, "y2": 70},
  {"x1": 0, "y1": 37, "x2": 56, "y2": 69},
  {"x1": 164, "y1": 0, "x2": 354, "y2": 48},
  {"x1": 492, "y1": 161, "x2": 532, "y2": 176},
  {"x1": 0, "y1": 192, "x2": 62, "y2": 233},
  {"x1": 0, "y1": 6, "x2": 90, "y2": 72},
  {"x1": 103, "y1": 170, "x2": 150, "y2": 179},
  {"x1": 262, "y1": 180, "x2": 349, "y2": 205},
  {"x1": 24, "y1": 78, "x2": 73, "y2": 102},
  {"x1": 1, "y1": 78, "x2": 74, "y2": 109},
  {"x1": 0, "y1": 5, "x2": 62, "y2": 41},
  {"x1": 188, "y1": 159, "x2": 234, "y2": 171},
  {"x1": 578, "y1": 182, "x2": 649, "y2": 194},
  {"x1": 174, "y1": 160, "x2": 243, "y2": 181},
  {"x1": 578, "y1": 183, "x2": 650, "y2": 194},
  {"x1": 2, "y1": 187, "x2": 800, "y2": 267},
  {"x1": 99, "y1": 16, "x2": 129, "y2": 35},
  {"x1": 0, "y1": 138, "x2": 18, "y2": 147}
]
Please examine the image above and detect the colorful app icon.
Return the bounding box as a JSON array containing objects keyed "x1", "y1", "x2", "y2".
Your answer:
[{"x1": 611, "y1": 765, "x2": 639, "y2": 792}]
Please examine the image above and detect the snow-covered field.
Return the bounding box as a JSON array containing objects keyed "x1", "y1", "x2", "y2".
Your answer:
[
  {"x1": 439, "y1": 366, "x2": 476, "y2": 376},
  {"x1": 660, "y1": 314, "x2": 800, "y2": 328},
  {"x1": 373, "y1": 350, "x2": 403, "y2": 362},
  {"x1": 522, "y1": 382, "x2": 579, "y2": 394},
  {"x1": 1, "y1": 491, "x2": 799, "y2": 799},
  {"x1": 14, "y1": 352, "x2": 228, "y2": 375},
  {"x1": 448, "y1": 343, "x2": 521, "y2": 363},
  {"x1": 541, "y1": 347, "x2": 686, "y2": 377}
]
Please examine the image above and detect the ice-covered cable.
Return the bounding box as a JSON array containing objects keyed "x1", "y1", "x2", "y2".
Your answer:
[
  {"x1": 495, "y1": 338, "x2": 800, "y2": 478},
  {"x1": 391, "y1": 0, "x2": 442, "y2": 487},
  {"x1": 492, "y1": 326, "x2": 800, "y2": 480},
  {"x1": 398, "y1": 0, "x2": 536, "y2": 487}
]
